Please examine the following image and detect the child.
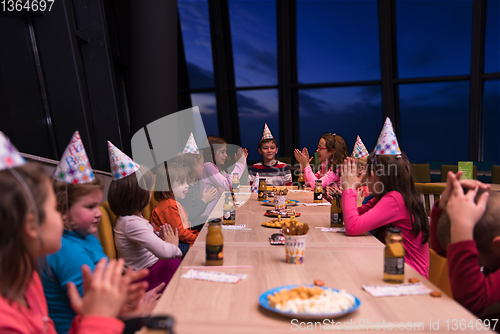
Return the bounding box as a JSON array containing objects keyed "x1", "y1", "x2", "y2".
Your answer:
[
  {"x1": 108, "y1": 141, "x2": 182, "y2": 291},
  {"x1": 151, "y1": 162, "x2": 199, "y2": 256},
  {"x1": 294, "y1": 133, "x2": 348, "y2": 189},
  {"x1": 200, "y1": 136, "x2": 248, "y2": 217},
  {"x1": 340, "y1": 118, "x2": 429, "y2": 278},
  {"x1": 248, "y1": 123, "x2": 292, "y2": 186},
  {"x1": 429, "y1": 172, "x2": 499, "y2": 316},
  {"x1": 174, "y1": 133, "x2": 218, "y2": 231},
  {"x1": 42, "y1": 134, "x2": 149, "y2": 334},
  {"x1": 0, "y1": 134, "x2": 137, "y2": 333}
]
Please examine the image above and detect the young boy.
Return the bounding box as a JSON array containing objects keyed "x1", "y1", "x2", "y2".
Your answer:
[
  {"x1": 248, "y1": 123, "x2": 292, "y2": 186},
  {"x1": 430, "y1": 171, "x2": 500, "y2": 317}
]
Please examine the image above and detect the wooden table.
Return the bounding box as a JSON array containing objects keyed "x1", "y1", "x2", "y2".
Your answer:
[
  {"x1": 433, "y1": 182, "x2": 500, "y2": 191},
  {"x1": 152, "y1": 188, "x2": 486, "y2": 333}
]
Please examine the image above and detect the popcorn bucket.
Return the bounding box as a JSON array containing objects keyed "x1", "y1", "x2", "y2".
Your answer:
[
  {"x1": 274, "y1": 195, "x2": 287, "y2": 211},
  {"x1": 284, "y1": 234, "x2": 307, "y2": 264}
]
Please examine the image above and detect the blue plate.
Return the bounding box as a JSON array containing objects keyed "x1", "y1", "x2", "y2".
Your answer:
[
  {"x1": 262, "y1": 199, "x2": 299, "y2": 206},
  {"x1": 259, "y1": 285, "x2": 361, "y2": 319}
]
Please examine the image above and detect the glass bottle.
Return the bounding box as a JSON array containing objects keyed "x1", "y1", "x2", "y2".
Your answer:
[
  {"x1": 206, "y1": 218, "x2": 223, "y2": 266},
  {"x1": 222, "y1": 193, "x2": 236, "y2": 225},
  {"x1": 297, "y1": 172, "x2": 305, "y2": 190},
  {"x1": 384, "y1": 227, "x2": 405, "y2": 283},
  {"x1": 313, "y1": 180, "x2": 323, "y2": 203},
  {"x1": 330, "y1": 194, "x2": 343, "y2": 227},
  {"x1": 258, "y1": 178, "x2": 267, "y2": 201},
  {"x1": 232, "y1": 173, "x2": 240, "y2": 192}
]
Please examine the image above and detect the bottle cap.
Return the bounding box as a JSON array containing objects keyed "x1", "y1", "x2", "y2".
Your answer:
[{"x1": 387, "y1": 227, "x2": 401, "y2": 234}]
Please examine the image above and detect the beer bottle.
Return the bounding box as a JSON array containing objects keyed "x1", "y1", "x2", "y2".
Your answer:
[
  {"x1": 206, "y1": 218, "x2": 223, "y2": 266},
  {"x1": 313, "y1": 180, "x2": 323, "y2": 203},
  {"x1": 297, "y1": 172, "x2": 305, "y2": 190},
  {"x1": 384, "y1": 227, "x2": 405, "y2": 283},
  {"x1": 232, "y1": 173, "x2": 240, "y2": 192},
  {"x1": 222, "y1": 193, "x2": 236, "y2": 225},
  {"x1": 258, "y1": 178, "x2": 267, "y2": 201},
  {"x1": 330, "y1": 194, "x2": 343, "y2": 227}
]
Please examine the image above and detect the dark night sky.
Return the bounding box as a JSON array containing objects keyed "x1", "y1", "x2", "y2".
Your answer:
[{"x1": 178, "y1": 0, "x2": 500, "y2": 164}]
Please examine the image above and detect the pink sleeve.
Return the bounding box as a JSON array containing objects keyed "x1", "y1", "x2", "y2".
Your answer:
[
  {"x1": 342, "y1": 189, "x2": 404, "y2": 236},
  {"x1": 448, "y1": 240, "x2": 500, "y2": 315},
  {"x1": 303, "y1": 166, "x2": 339, "y2": 188}
]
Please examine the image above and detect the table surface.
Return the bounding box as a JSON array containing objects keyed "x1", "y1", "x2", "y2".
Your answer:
[{"x1": 152, "y1": 187, "x2": 486, "y2": 333}]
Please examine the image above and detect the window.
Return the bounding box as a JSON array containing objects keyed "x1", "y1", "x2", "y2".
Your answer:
[
  {"x1": 297, "y1": 0, "x2": 380, "y2": 83},
  {"x1": 483, "y1": 80, "x2": 500, "y2": 163},
  {"x1": 485, "y1": 0, "x2": 500, "y2": 73},
  {"x1": 191, "y1": 93, "x2": 219, "y2": 136},
  {"x1": 396, "y1": 0, "x2": 473, "y2": 78},
  {"x1": 178, "y1": 0, "x2": 215, "y2": 89},
  {"x1": 299, "y1": 86, "x2": 382, "y2": 155},
  {"x1": 399, "y1": 81, "x2": 470, "y2": 163},
  {"x1": 229, "y1": 0, "x2": 277, "y2": 87},
  {"x1": 236, "y1": 89, "x2": 279, "y2": 162}
]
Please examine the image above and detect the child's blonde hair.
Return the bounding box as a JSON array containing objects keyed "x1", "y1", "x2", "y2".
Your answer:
[
  {"x1": 53, "y1": 177, "x2": 104, "y2": 230},
  {"x1": 0, "y1": 163, "x2": 50, "y2": 301}
]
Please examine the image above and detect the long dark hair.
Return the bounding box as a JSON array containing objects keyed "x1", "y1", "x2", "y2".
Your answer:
[
  {"x1": 321, "y1": 133, "x2": 348, "y2": 171},
  {"x1": 366, "y1": 153, "x2": 429, "y2": 244},
  {"x1": 0, "y1": 163, "x2": 49, "y2": 301}
]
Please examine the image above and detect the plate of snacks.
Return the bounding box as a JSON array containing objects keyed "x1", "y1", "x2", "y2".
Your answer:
[
  {"x1": 265, "y1": 209, "x2": 301, "y2": 218},
  {"x1": 261, "y1": 218, "x2": 290, "y2": 229},
  {"x1": 259, "y1": 285, "x2": 361, "y2": 319},
  {"x1": 262, "y1": 199, "x2": 299, "y2": 207}
]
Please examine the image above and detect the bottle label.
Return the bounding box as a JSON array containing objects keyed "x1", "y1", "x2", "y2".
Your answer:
[
  {"x1": 384, "y1": 257, "x2": 404, "y2": 275},
  {"x1": 258, "y1": 191, "x2": 267, "y2": 199},
  {"x1": 330, "y1": 212, "x2": 343, "y2": 225},
  {"x1": 206, "y1": 245, "x2": 223, "y2": 261},
  {"x1": 223, "y1": 209, "x2": 235, "y2": 221},
  {"x1": 314, "y1": 192, "x2": 323, "y2": 201}
]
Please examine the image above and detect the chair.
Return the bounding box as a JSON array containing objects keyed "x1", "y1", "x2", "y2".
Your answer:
[
  {"x1": 278, "y1": 156, "x2": 292, "y2": 165},
  {"x1": 440, "y1": 165, "x2": 477, "y2": 182},
  {"x1": 428, "y1": 249, "x2": 453, "y2": 298},
  {"x1": 414, "y1": 183, "x2": 446, "y2": 217},
  {"x1": 410, "y1": 164, "x2": 431, "y2": 183},
  {"x1": 492, "y1": 166, "x2": 500, "y2": 184},
  {"x1": 98, "y1": 201, "x2": 118, "y2": 259}
]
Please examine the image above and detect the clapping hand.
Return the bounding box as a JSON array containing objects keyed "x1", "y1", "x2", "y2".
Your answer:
[{"x1": 294, "y1": 148, "x2": 313, "y2": 170}]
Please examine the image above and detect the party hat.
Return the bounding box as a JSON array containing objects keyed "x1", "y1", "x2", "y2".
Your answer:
[
  {"x1": 53, "y1": 131, "x2": 94, "y2": 184},
  {"x1": 182, "y1": 132, "x2": 200, "y2": 154},
  {"x1": 251, "y1": 172, "x2": 260, "y2": 193},
  {"x1": 262, "y1": 123, "x2": 274, "y2": 140},
  {"x1": 108, "y1": 141, "x2": 141, "y2": 180},
  {"x1": 0, "y1": 132, "x2": 26, "y2": 170},
  {"x1": 351, "y1": 136, "x2": 369, "y2": 158},
  {"x1": 373, "y1": 118, "x2": 401, "y2": 155}
]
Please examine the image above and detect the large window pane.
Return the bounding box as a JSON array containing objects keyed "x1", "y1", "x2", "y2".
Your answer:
[
  {"x1": 298, "y1": 86, "x2": 382, "y2": 157},
  {"x1": 485, "y1": 0, "x2": 500, "y2": 73},
  {"x1": 396, "y1": 0, "x2": 473, "y2": 78},
  {"x1": 399, "y1": 82, "x2": 470, "y2": 163},
  {"x1": 237, "y1": 90, "x2": 279, "y2": 162},
  {"x1": 229, "y1": 0, "x2": 277, "y2": 87},
  {"x1": 191, "y1": 93, "x2": 219, "y2": 136},
  {"x1": 483, "y1": 80, "x2": 500, "y2": 164},
  {"x1": 297, "y1": 0, "x2": 380, "y2": 83},
  {"x1": 178, "y1": 0, "x2": 215, "y2": 89}
]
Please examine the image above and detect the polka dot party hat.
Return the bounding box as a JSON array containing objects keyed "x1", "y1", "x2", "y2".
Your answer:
[
  {"x1": 373, "y1": 118, "x2": 401, "y2": 156},
  {"x1": 108, "y1": 140, "x2": 141, "y2": 180},
  {"x1": 53, "y1": 131, "x2": 95, "y2": 184}
]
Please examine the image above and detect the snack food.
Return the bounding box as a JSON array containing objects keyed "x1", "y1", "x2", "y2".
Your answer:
[
  {"x1": 282, "y1": 217, "x2": 309, "y2": 236},
  {"x1": 314, "y1": 280, "x2": 325, "y2": 287},
  {"x1": 430, "y1": 291, "x2": 442, "y2": 298},
  {"x1": 262, "y1": 217, "x2": 290, "y2": 228},
  {"x1": 265, "y1": 208, "x2": 300, "y2": 218},
  {"x1": 408, "y1": 278, "x2": 420, "y2": 284},
  {"x1": 267, "y1": 286, "x2": 356, "y2": 314}
]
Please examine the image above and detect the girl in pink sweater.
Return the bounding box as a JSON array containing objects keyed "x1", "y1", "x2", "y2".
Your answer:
[
  {"x1": 200, "y1": 136, "x2": 248, "y2": 217},
  {"x1": 294, "y1": 133, "x2": 349, "y2": 190},
  {"x1": 341, "y1": 154, "x2": 430, "y2": 278},
  {"x1": 0, "y1": 163, "x2": 145, "y2": 334}
]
